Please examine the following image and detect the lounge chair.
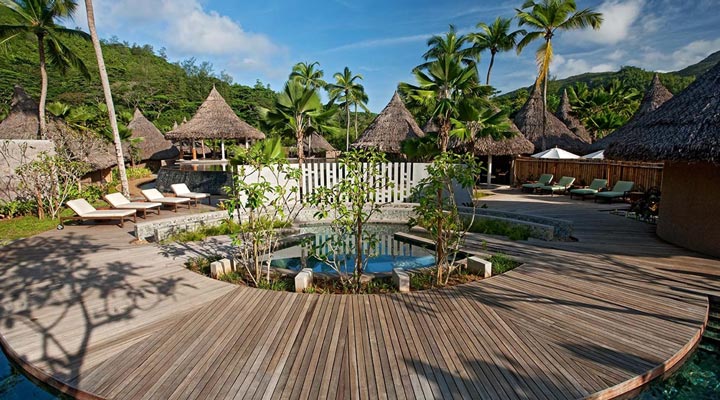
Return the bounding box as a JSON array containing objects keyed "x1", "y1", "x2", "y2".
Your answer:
[
  {"x1": 521, "y1": 174, "x2": 553, "y2": 193},
  {"x1": 141, "y1": 189, "x2": 192, "y2": 212},
  {"x1": 171, "y1": 183, "x2": 211, "y2": 206},
  {"x1": 594, "y1": 180, "x2": 635, "y2": 203},
  {"x1": 66, "y1": 199, "x2": 136, "y2": 227},
  {"x1": 540, "y1": 176, "x2": 576, "y2": 195},
  {"x1": 104, "y1": 193, "x2": 162, "y2": 218},
  {"x1": 570, "y1": 179, "x2": 608, "y2": 200}
]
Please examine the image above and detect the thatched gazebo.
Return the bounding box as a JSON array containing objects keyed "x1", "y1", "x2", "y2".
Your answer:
[
  {"x1": 303, "y1": 131, "x2": 338, "y2": 158},
  {"x1": 514, "y1": 84, "x2": 590, "y2": 154},
  {"x1": 605, "y1": 61, "x2": 720, "y2": 257},
  {"x1": 589, "y1": 74, "x2": 673, "y2": 152},
  {"x1": 0, "y1": 86, "x2": 117, "y2": 180},
  {"x1": 555, "y1": 89, "x2": 592, "y2": 143},
  {"x1": 165, "y1": 86, "x2": 265, "y2": 160},
  {"x1": 353, "y1": 92, "x2": 425, "y2": 157},
  {"x1": 127, "y1": 108, "x2": 179, "y2": 164}
]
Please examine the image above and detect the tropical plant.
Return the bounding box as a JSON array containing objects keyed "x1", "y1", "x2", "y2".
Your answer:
[
  {"x1": 327, "y1": 67, "x2": 369, "y2": 151},
  {"x1": 224, "y1": 137, "x2": 302, "y2": 286},
  {"x1": 419, "y1": 25, "x2": 479, "y2": 71},
  {"x1": 516, "y1": 0, "x2": 602, "y2": 149},
  {"x1": 472, "y1": 17, "x2": 526, "y2": 84},
  {"x1": 261, "y1": 79, "x2": 338, "y2": 169},
  {"x1": 289, "y1": 61, "x2": 327, "y2": 90},
  {"x1": 567, "y1": 80, "x2": 641, "y2": 139},
  {"x1": 409, "y1": 152, "x2": 482, "y2": 285},
  {"x1": 0, "y1": 0, "x2": 90, "y2": 138},
  {"x1": 400, "y1": 56, "x2": 488, "y2": 152},
  {"x1": 306, "y1": 148, "x2": 391, "y2": 293}
]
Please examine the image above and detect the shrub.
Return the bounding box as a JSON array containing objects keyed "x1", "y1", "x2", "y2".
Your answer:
[
  {"x1": 490, "y1": 254, "x2": 520, "y2": 274},
  {"x1": 0, "y1": 198, "x2": 38, "y2": 219},
  {"x1": 184, "y1": 254, "x2": 222, "y2": 275},
  {"x1": 113, "y1": 166, "x2": 152, "y2": 181},
  {"x1": 468, "y1": 218, "x2": 532, "y2": 241}
]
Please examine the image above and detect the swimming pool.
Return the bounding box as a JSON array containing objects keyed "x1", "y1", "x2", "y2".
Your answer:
[{"x1": 270, "y1": 223, "x2": 436, "y2": 274}]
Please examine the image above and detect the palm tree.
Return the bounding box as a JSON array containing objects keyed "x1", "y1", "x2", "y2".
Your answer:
[
  {"x1": 472, "y1": 17, "x2": 526, "y2": 85},
  {"x1": 516, "y1": 0, "x2": 602, "y2": 150},
  {"x1": 418, "y1": 25, "x2": 479, "y2": 71},
  {"x1": 350, "y1": 84, "x2": 369, "y2": 140},
  {"x1": 0, "y1": 0, "x2": 90, "y2": 138},
  {"x1": 84, "y1": 0, "x2": 129, "y2": 196},
  {"x1": 289, "y1": 61, "x2": 327, "y2": 90},
  {"x1": 261, "y1": 80, "x2": 337, "y2": 168},
  {"x1": 400, "y1": 56, "x2": 486, "y2": 152},
  {"x1": 327, "y1": 67, "x2": 367, "y2": 151}
]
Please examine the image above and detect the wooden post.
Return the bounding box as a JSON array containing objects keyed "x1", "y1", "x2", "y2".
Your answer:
[
  {"x1": 486, "y1": 154, "x2": 493, "y2": 185},
  {"x1": 221, "y1": 140, "x2": 226, "y2": 161}
]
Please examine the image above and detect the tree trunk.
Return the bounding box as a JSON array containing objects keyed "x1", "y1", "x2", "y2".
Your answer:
[
  {"x1": 354, "y1": 103, "x2": 359, "y2": 140},
  {"x1": 435, "y1": 188, "x2": 444, "y2": 285},
  {"x1": 541, "y1": 38, "x2": 550, "y2": 151},
  {"x1": 37, "y1": 35, "x2": 48, "y2": 139},
  {"x1": 345, "y1": 95, "x2": 350, "y2": 152},
  {"x1": 355, "y1": 217, "x2": 363, "y2": 293},
  {"x1": 85, "y1": 0, "x2": 130, "y2": 197},
  {"x1": 486, "y1": 51, "x2": 496, "y2": 85},
  {"x1": 439, "y1": 118, "x2": 450, "y2": 153},
  {"x1": 296, "y1": 124, "x2": 304, "y2": 197}
]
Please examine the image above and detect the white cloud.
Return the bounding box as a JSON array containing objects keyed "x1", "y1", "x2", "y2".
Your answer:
[
  {"x1": 552, "y1": 54, "x2": 616, "y2": 78},
  {"x1": 627, "y1": 38, "x2": 720, "y2": 71},
  {"x1": 574, "y1": 0, "x2": 644, "y2": 45},
  {"x1": 322, "y1": 33, "x2": 432, "y2": 53},
  {"x1": 78, "y1": 0, "x2": 285, "y2": 72}
]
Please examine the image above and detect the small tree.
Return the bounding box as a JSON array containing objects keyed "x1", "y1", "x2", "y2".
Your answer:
[
  {"x1": 306, "y1": 148, "x2": 392, "y2": 292},
  {"x1": 224, "y1": 138, "x2": 302, "y2": 286},
  {"x1": 409, "y1": 152, "x2": 482, "y2": 285}
]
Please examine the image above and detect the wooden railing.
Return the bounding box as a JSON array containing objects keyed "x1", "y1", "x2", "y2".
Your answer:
[{"x1": 513, "y1": 157, "x2": 664, "y2": 190}]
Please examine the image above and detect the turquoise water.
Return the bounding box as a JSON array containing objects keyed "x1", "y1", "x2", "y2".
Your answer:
[
  {"x1": 271, "y1": 224, "x2": 436, "y2": 274},
  {"x1": 0, "y1": 350, "x2": 57, "y2": 399}
]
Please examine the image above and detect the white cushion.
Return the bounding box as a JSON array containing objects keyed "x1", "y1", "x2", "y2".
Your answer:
[
  {"x1": 104, "y1": 193, "x2": 131, "y2": 207},
  {"x1": 113, "y1": 202, "x2": 162, "y2": 209},
  {"x1": 171, "y1": 183, "x2": 191, "y2": 195},
  {"x1": 67, "y1": 199, "x2": 96, "y2": 216},
  {"x1": 87, "y1": 209, "x2": 136, "y2": 217},
  {"x1": 177, "y1": 192, "x2": 208, "y2": 199},
  {"x1": 141, "y1": 189, "x2": 164, "y2": 201}
]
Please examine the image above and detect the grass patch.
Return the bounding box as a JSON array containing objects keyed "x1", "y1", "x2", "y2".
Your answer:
[
  {"x1": 184, "y1": 254, "x2": 222, "y2": 275},
  {"x1": 0, "y1": 200, "x2": 109, "y2": 243},
  {"x1": 473, "y1": 189, "x2": 493, "y2": 200},
  {"x1": 468, "y1": 218, "x2": 532, "y2": 241},
  {"x1": 162, "y1": 218, "x2": 291, "y2": 244},
  {"x1": 490, "y1": 254, "x2": 521, "y2": 275}
]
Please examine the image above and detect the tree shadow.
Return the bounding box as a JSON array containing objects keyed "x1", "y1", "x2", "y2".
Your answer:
[{"x1": 0, "y1": 231, "x2": 194, "y2": 390}]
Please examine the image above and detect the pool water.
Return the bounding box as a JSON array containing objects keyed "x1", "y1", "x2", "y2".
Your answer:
[
  {"x1": 0, "y1": 350, "x2": 57, "y2": 399},
  {"x1": 270, "y1": 224, "x2": 436, "y2": 274}
]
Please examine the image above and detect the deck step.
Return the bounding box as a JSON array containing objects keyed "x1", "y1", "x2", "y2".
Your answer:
[
  {"x1": 703, "y1": 335, "x2": 720, "y2": 349},
  {"x1": 699, "y1": 342, "x2": 718, "y2": 353}
]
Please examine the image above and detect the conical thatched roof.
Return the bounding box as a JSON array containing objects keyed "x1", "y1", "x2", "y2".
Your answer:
[
  {"x1": 635, "y1": 74, "x2": 673, "y2": 118},
  {"x1": 556, "y1": 89, "x2": 591, "y2": 143},
  {"x1": 302, "y1": 131, "x2": 336, "y2": 154},
  {"x1": 431, "y1": 115, "x2": 534, "y2": 156},
  {"x1": 353, "y1": 92, "x2": 425, "y2": 154},
  {"x1": 165, "y1": 86, "x2": 265, "y2": 141},
  {"x1": 605, "y1": 61, "x2": 720, "y2": 163},
  {"x1": 0, "y1": 86, "x2": 116, "y2": 170},
  {"x1": 514, "y1": 85, "x2": 590, "y2": 154},
  {"x1": 588, "y1": 74, "x2": 674, "y2": 152},
  {"x1": 128, "y1": 109, "x2": 179, "y2": 160}
]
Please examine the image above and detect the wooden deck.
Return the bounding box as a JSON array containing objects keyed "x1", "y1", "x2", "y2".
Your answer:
[{"x1": 1, "y1": 189, "x2": 719, "y2": 399}]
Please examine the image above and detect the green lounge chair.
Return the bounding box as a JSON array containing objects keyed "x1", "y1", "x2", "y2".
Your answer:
[
  {"x1": 594, "y1": 180, "x2": 634, "y2": 203},
  {"x1": 570, "y1": 179, "x2": 608, "y2": 200},
  {"x1": 521, "y1": 174, "x2": 553, "y2": 193},
  {"x1": 540, "y1": 176, "x2": 576, "y2": 195}
]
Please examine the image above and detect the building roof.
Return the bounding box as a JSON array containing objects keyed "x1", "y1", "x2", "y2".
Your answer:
[
  {"x1": 555, "y1": 89, "x2": 592, "y2": 143},
  {"x1": 353, "y1": 92, "x2": 425, "y2": 154},
  {"x1": 127, "y1": 109, "x2": 179, "y2": 160},
  {"x1": 605, "y1": 63, "x2": 720, "y2": 163}
]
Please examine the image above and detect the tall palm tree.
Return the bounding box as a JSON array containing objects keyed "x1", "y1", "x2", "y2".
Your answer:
[
  {"x1": 516, "y1": 0, "x2": 602, "y2": 150},
  {"x1": 400, "y1": 56, "x2": 486, "y2": 152},
  {"x1": 0, "y1": 0, "x2": 90, "y2": 138},
  {"x1": 418, "y1": 25, "x2": 479, "y2": 72},
  {"x1": 289, "y1": 61, "x2": 327, "y2": 91},
  {"x1": 350, "y1": 84, "x2": 369, "y2": 140},
  {"x1": 327, "y1": 67, "x2": 367, "y2": 151},
  {"x1": 261, "y1": 80, "x2": 337, "y2": 168},
  {"x1": 84, "y1": 0, "x2": 129, "y2": 196},
  {"x1": 472, "y1": 17, "x2": 526, "y2": 85}
]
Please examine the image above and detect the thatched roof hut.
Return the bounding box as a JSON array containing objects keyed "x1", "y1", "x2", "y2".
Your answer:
[
  {"x1": 128, "y1": 109, "x2": 179, "y2": 160},
  {"x1": 302, "y1": 131, "x2": 337, "y2": 155},
  {"x1": 589, "y1": 74, "x2": 674, "y2": 152},
  {"x1": 353, "y1": 92, "x2": 425, "y2": 154},
  {"x1": 514, "y1": 85, "x2": 590, "y2": 154},
  {"x1": 431, "y1": 117, "x2": 534, "y2": 156},
  {"x1": 605, "y1": 61, "x2": 720, "y2": 258},
  {"x1": 0, "y1": 86, "x2": 116, "y2": 171},
  {"x1": 555, "y1": 89, "x2": 591, "y2": 143},
  {"x1": 165, "y1": 86, "x2": 265, "y2": 141}
]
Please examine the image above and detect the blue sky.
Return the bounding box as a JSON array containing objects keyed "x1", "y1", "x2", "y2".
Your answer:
[{"x1": 78, "y1": 0, "x2": 720, "y2": 112}]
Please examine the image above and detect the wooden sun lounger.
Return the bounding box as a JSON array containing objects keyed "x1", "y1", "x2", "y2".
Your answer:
[
  {"x1": 141, "y1": 189, "x2": 192, "y2": 212},
  {"x1": 104, "y1": 193, "x2": 162, "y2": 218},
  {"x1": 66, "y1": 199, "x2": 137, "y2": 227},
  {"x1": 171, "y1": 183, "x2": 211, "y2": 206}
]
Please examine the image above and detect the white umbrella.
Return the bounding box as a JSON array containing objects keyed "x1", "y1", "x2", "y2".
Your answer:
[
  {"x1": 531, "y1": 147, "x2": 580, "y2": 159},
  {"x1": 582, "y1": 150, "x2": 605, "y2": 159}
]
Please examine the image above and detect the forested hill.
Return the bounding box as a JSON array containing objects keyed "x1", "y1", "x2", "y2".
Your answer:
[
  {"x1": 495, "y1": 51, "x2": 720, "y2": 115},
  {"x1": 0, "y1": 8, "x2": 276, "y2": 132}
]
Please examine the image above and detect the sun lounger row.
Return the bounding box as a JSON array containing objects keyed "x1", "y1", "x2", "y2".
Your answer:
[
  {"x1": 65, "y1": 184, "x2": 211, "y2": 227},
  {"x1": 522, "y1": 174, "x2": 634, "y2": 202}
]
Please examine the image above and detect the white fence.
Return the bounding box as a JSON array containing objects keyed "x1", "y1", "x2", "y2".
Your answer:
[{"x1": 237, "y1": 161, "x2": 430, "y2": 204}]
